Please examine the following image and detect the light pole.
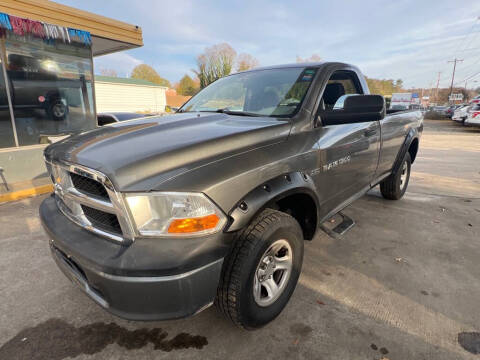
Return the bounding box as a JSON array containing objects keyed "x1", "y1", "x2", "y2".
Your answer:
[
  {"x1": 465, "y1": 79, "x2": 478, "y2": 89},
  {"x1": 465, "y1": 80, "x2": 478, "y2": 102}
]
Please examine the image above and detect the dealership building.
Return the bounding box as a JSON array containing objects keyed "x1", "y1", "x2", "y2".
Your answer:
[{"x1": 0, "y1": 0, "x2": 143, "y2": 199}]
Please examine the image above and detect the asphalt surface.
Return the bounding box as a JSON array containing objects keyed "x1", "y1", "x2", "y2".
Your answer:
[{"x1": 0, "y1": 119, "x2": 479, "y2": 360}]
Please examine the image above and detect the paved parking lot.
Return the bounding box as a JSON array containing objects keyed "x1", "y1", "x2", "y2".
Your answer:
[{"x1": 0, "y1": 119, "x2": 479, "y2": 360}]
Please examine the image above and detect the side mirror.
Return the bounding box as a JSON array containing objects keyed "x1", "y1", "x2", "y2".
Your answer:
[{"x1": 320, "y1": 95, "x2": 385, "y2": 126}]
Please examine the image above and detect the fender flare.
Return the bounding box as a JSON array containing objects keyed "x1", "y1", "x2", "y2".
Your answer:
[
  {"x1": 392, "y1": 128, "x2": 418, "y2": 175},
  {"x1": 225, "y1": 172, "x2": 320, "y2": 232}
]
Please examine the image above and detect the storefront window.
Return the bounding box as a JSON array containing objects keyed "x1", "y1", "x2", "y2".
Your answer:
[
  {"x1": 3, "y1": 33, "x2": 95, "y2": 146},
  {"x1": 0, "y1": 56, "x2": 16, "y2": 148}
]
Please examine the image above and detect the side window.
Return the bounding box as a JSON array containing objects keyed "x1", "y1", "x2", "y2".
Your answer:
[
  {"x1": 321, "y1": 70, "x2": 363, "y2": 111},
  {"x1": 97, "y1": 115, "x2": 116, "y2": 126}
]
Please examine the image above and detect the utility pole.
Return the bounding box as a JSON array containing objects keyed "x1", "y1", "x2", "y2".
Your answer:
[
  {"x1": 448, "y1": 58, "x2": 463, "y2": 102},
  {"x1": 434, "y1": 72, "x2": 441, "y2": 104}
]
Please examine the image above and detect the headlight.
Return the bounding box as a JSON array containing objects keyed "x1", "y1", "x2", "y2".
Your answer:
[{"x1": 125, "y1": 192, "x2": 227, "y2": 237}]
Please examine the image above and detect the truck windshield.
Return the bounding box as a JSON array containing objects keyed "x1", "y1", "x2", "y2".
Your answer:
[{"x1": 180, "y1": 67, "x2": 317, "y2": 117}]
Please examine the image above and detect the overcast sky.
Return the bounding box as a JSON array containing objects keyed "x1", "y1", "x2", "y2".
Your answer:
[{"x1": 58, "y1": 0, "x2": 480, "y2": 89}]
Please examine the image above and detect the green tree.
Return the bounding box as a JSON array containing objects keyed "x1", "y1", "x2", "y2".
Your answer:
[
  {"x1": 131, "y1": 64, "x2": 171, "y2": 87},
  {"x1": 194, "y1": 43, "x2": 237, "y2": 88},
  {"x1": 176, "y1": 74, "x2": 198, "y2": 96},
  {"x1": 365, "y1": 77, "x2": 405, "y2": 96}
]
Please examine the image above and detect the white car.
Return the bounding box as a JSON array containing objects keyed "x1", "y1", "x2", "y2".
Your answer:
[
  {"x1": 452, "y1": 105, "x2": 471, "y2": 123},
  {"x1": 464, "y1": 104, "x2": 480, "y2": 127}
]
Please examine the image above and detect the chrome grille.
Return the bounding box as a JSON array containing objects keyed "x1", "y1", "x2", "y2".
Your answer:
[
  {"x1": 45, "y1": 160, "x2": 135, "y2": 243},
  {"x1": 70, "y1": 172, "x2": 109, "y2": 199},
  {"x1": 81, "y1": 205, "x2": 122, "y2": 235}
]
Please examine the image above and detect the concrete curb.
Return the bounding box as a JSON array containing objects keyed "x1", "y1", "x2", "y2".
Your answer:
[{"x1": 0, "y1": 184, "x2": 53, "y2": 204}]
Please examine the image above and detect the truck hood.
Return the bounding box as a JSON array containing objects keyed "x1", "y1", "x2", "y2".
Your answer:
[{"x1": 45, "y1": 113, "x2": 291, "y2": 191}]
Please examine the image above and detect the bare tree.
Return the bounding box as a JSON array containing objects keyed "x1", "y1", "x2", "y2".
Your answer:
[
  {"x1": 296, "y1": 54, "x2": 322, "y2": 63},
  {"x1": 194, "y1": 43, "x2": 237, "y2": 88},
  {"x1": 236, "y1": 53, "x2": 259, "y2": 72}
]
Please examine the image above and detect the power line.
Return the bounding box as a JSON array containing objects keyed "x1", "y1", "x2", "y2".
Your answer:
[
  {"x1": 433, "y1": 17, "x2": 480, "y2": 89},
  {"x1": 458, "y1": 70, "x2": 480, "y2": 85},
  {"x1": 435, "y1": 71, "x2": 441, "y2": 103},
  {"x1": 463, "y1": 18, "x2": 480, "y2": 53},
  {"x1": 453, "y1": 54, "x2": 480, "y2": 86},
  {"x1": 453, "y1": 17, "x2": 480, "y2": 58}
]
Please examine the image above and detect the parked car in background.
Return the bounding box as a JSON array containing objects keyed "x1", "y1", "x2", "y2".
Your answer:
[
  {"x1": 97, "y1": 112, "x2": 153, "y2": 126},
  {"x1": 431, "y1": 106, "x2": 448, "y2": 116},
  {"x1": 445, "y1": 105, "x2": 460, "y2": 118},
  {"x1": 390, "y1": 104, "x2": 409, "y2": 111},
  {"x1": 1, "y1": 53, "x2": 83, "y2": 121},
  {"x1": 452, "y1": 105, "x2": 471, "y2": 123},
  {"x1": 464, "y1": 104, "x2": 480, "y2": 127},
  {"x1": 470, "y1": 95, "x2": 480, "y2": 104}
]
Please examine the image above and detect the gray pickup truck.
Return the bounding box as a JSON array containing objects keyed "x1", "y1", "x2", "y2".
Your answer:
[{"x1": 40, "y1": 62, "x2": 423, "y2": 329}]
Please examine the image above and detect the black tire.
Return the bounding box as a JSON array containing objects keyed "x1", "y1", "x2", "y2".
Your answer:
[
  {"x1": 47, "y1": 99, "x2": 68, "y2": 121},
  {"x1": 380, "y1": 152, "x2": 411, "y2": 200},
  {"x1": 215, "y1": 208, "x2": 304, "y2": 329}
]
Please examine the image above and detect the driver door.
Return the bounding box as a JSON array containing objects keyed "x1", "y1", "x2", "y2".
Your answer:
[{"x1": 312, "y1": 70, "x2": 381, "y2": 218}]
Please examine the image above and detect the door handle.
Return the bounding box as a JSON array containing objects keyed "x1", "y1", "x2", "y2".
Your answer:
[{"x1": 364, "y1": 129, "x2": 377, "y2": 137}]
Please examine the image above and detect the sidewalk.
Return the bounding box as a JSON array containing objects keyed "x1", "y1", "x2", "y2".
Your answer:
[{"x1": 0, "y1": 177, "x2": 53, "y2": 204}]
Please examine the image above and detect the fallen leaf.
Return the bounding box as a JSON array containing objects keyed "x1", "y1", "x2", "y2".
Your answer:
[{"x1": 316, "y1": 299, "x2": 326, "y2": 305}]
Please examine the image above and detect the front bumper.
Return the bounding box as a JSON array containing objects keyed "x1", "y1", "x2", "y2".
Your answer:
[{"x1": 40, "y1": 195, "x2": 231, "y2": 321}]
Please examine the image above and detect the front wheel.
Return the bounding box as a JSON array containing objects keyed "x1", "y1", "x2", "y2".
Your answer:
[
  {"x1": 216, "y1": 209, "x2": 304, "y2": 329},
  {"x1": 380, "y1": 152, "x2": 411, "y2": 200}
]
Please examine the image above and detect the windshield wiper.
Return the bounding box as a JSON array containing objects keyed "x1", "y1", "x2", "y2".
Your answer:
[{"x1": 214, "y1": 108, "x2": 262, "y2": 117}]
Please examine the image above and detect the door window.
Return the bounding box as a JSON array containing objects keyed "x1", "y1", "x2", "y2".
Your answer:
[{"x1": 319, "y1": 70, "x2": 363, "y2": 114}]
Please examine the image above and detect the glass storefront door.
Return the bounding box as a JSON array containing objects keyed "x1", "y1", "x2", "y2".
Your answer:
[
  {"x1": 0, "y1": 53, "x2": 16, "y2": 148},
  {"x1": 0, "y1": 32, "x2": 96, "y2": 148}
]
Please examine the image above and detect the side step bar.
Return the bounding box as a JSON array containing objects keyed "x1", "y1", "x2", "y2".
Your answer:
[{"x1": 320, "y1": 212, "x2": 355, "y2": 238}]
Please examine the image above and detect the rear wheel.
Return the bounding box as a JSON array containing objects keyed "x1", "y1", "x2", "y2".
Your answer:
[
  {"x1": 215, "y1": 209, "x2": 304, "y2": 329},
  {"x1": 47, "y1": 99, "x2": 68, "y2": 121},
  {"x1": 380, "y1": 152, "x2": 411, "y2": 200}
]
